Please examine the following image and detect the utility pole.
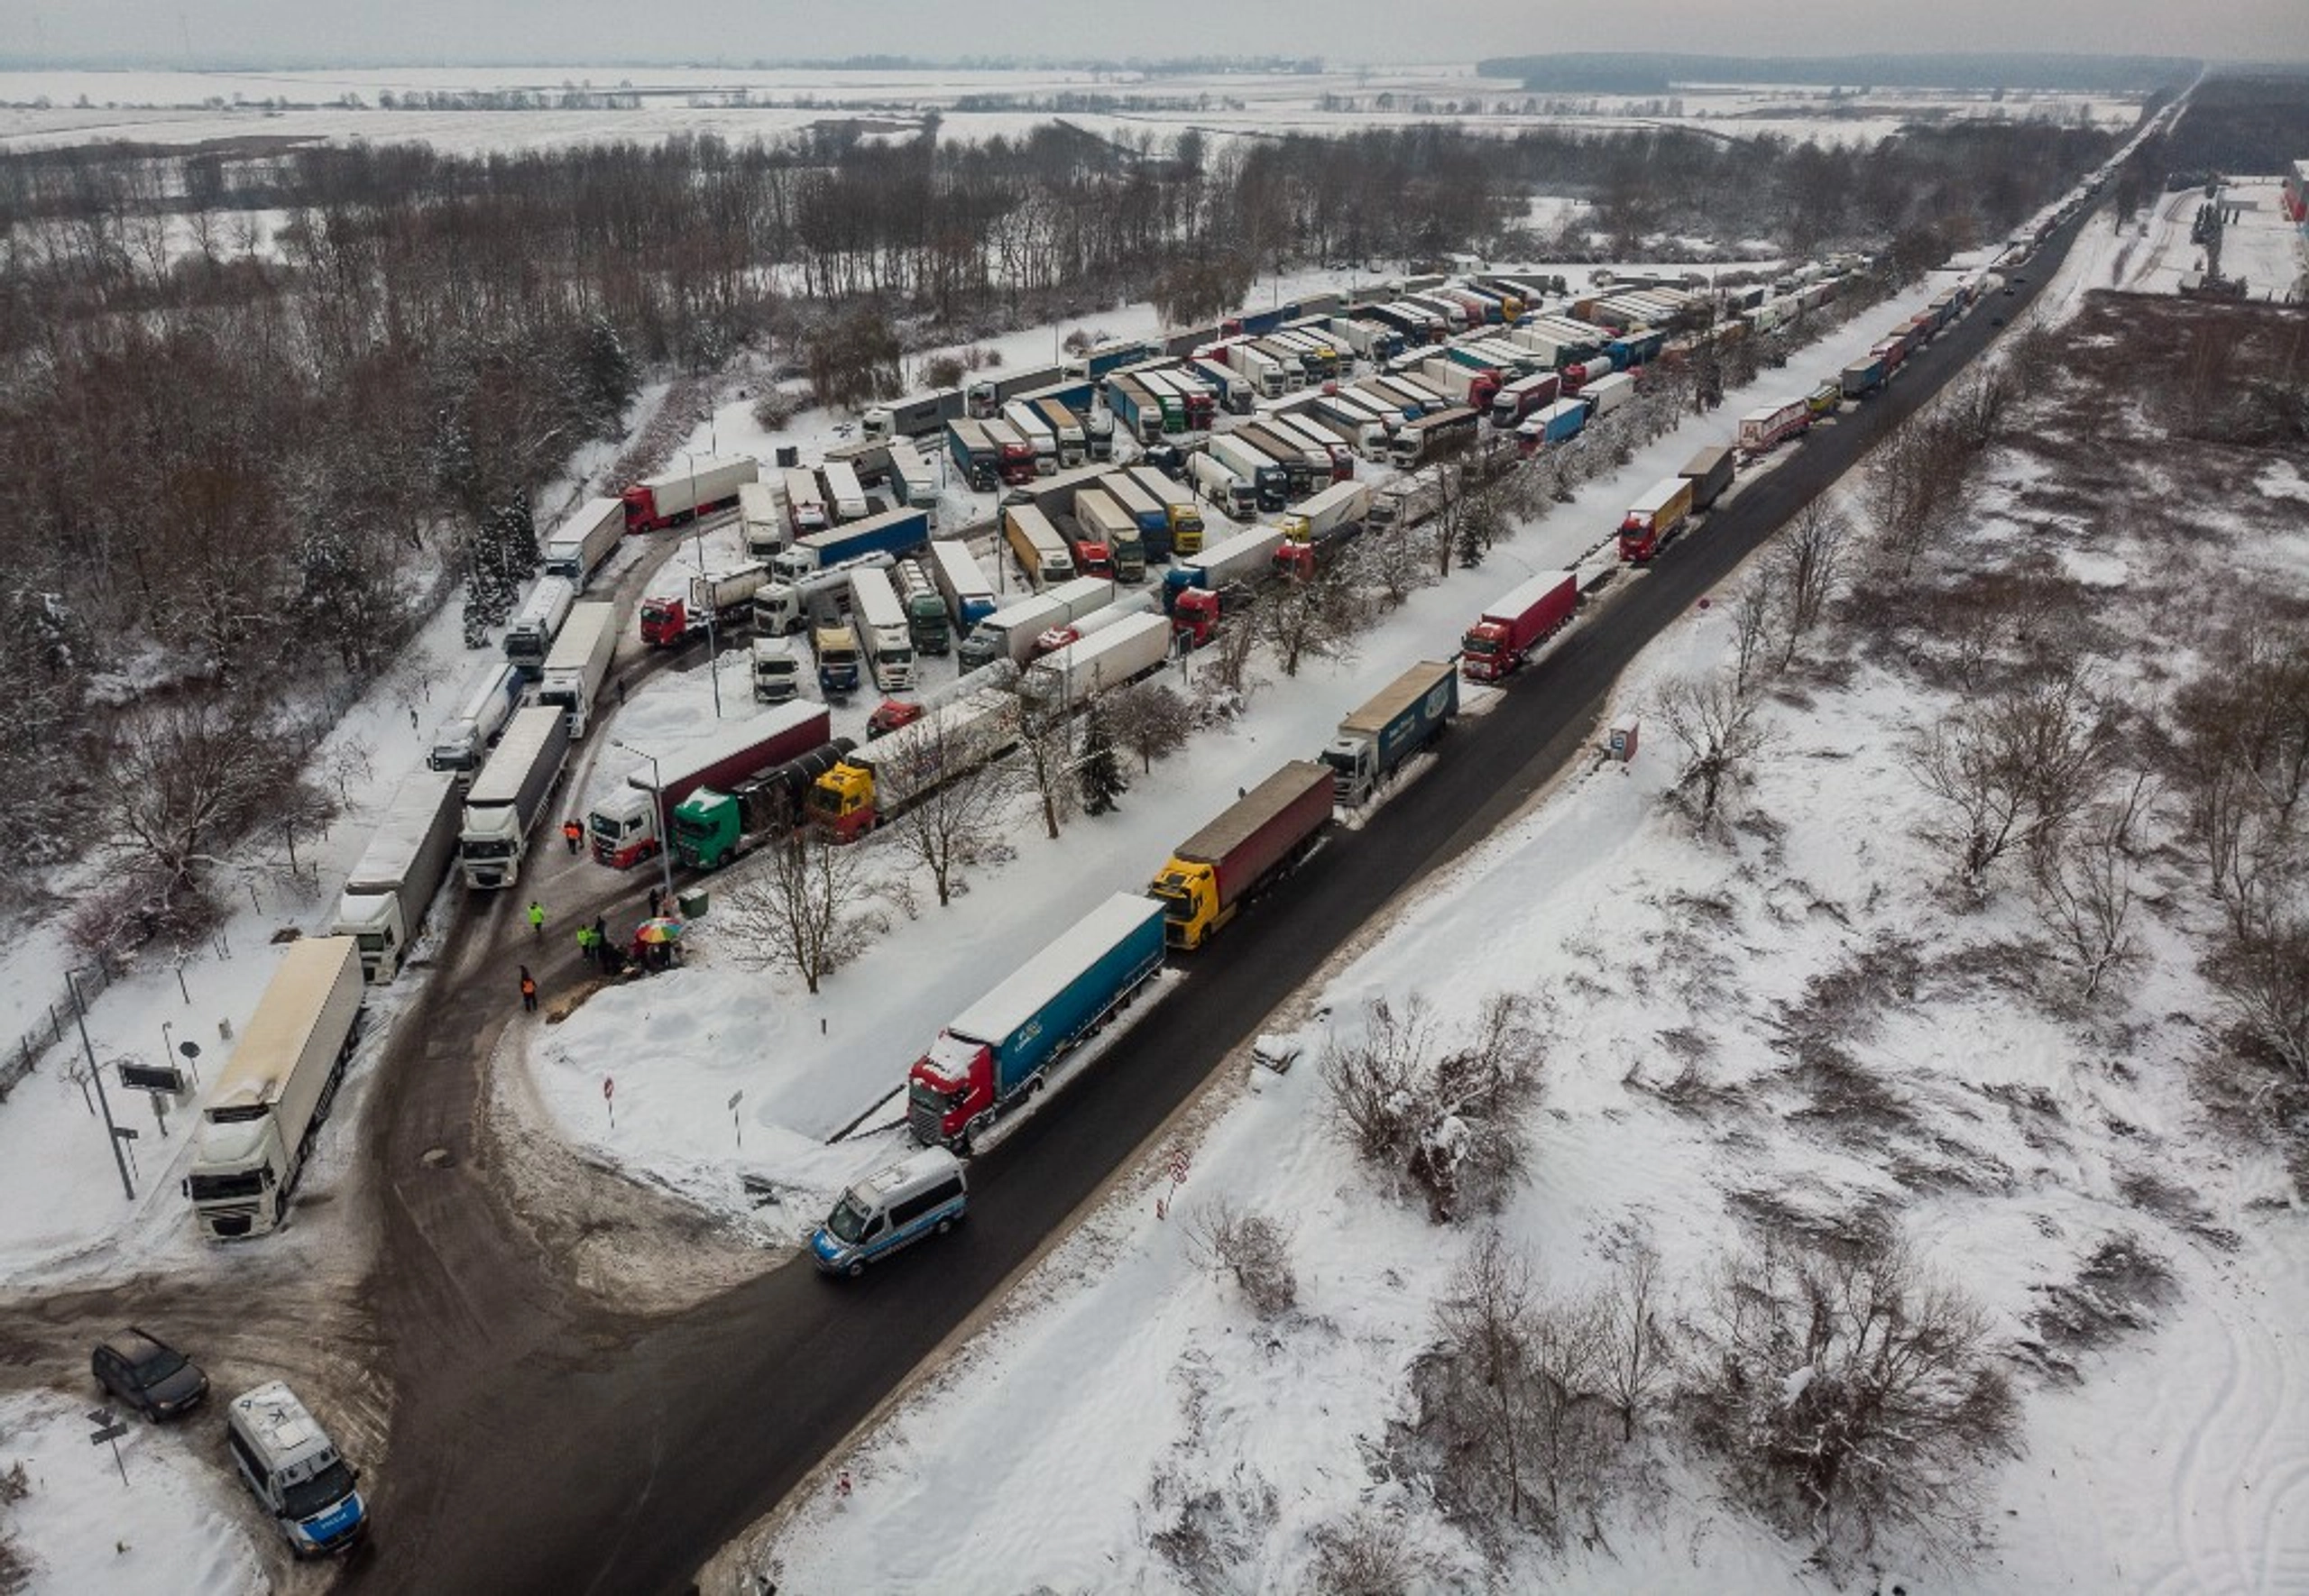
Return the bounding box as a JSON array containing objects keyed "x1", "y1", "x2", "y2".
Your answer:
[{"x1": 69, "y1": 971, "x2": 136, "y2": 1201}]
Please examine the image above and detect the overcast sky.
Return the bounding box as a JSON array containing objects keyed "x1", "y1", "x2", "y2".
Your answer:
[{"x1": 5, "y1": 0, "x2": 2303, "y2": 69}]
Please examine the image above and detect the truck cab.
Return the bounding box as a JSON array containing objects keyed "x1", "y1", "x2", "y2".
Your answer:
[
  {"x1": 806, "y1": 758, "x2": 879, "y2": 840},
  {"x1": 1321, "y1": 730, "x2": 1384, "y2": 804},
  {"x1": 1170, "y1": 586, "x2": 1223, "y2": 648},
  {"x1": 813, "y1": 622, "x2": 860, "y2": 696},
  {"x1": 225, "y1": 1382, "x2": 366, "y2": 1557},
  {"x1": 671, "y1": 788, "x2": 743, "y2": 871},
  {"x1": 1146, "y1": 857, "x2": 1222, "y2": 949},
  {"x1": 455, "y1": 807, "x2": 526, "y2": 891},
  {"x1": 751, "y1": 637, "x2": 800, "y2": 702},
  {"x1": 638, "y1": 591, "x2": 690, "y2": 648},
  {"x1": 588, "y1": 788, "x2": 663, "y2": 868},
  {"x1": 906, "y1": 1034, "x2": 992, "y2": 1148}
]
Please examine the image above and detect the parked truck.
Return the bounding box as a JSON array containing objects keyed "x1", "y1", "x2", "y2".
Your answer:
[
  {"x1": 1679, "y1": 445, "x2": 1735, "y2": 510},
  {"x1": 1002, "y1": 504, "x2": 1076, "y2": 590},
  {"x1": 946, "y1": 418, "x2": 999, "y2": 491},
  {"x1": 502, "y1": 577, "x2": 576, "y2": 679},
  {"x1": 1073, "y1": 489, "x2": 1145, "y2": 583},
  {"x1": 1459, "y1": 573, "x2": 1575, "y2": 688},
  {"x1": 621, "y1": 456, "x2": 757, "y2": 534},
  {"x1": 1032, "y1": 398, "x2": 1089, "y2": 467},
  {"x1": 1023, "y1": 611, "x2": 1170, "y2": 712},
  {"x1": 1389, "y1": 405, "x2": 1482, "y2": 469},
  {"x1": 1322, "y1": 661, "x2": 1458, "y2": 806},
  {"x1": 1580, "y1": 371, "x2": 1637, "y2": 420},
  {"x1": 1209, "y1": 432, "x2": 1288, "y2": 513},
  {"x1": 541, "y1": 497, "x2": 627, "y2": 589},
  {"x1": 1148, "y1": 761, "x2": 1333, "y2": 949},
  {"x1": 1838, "y1": 354, "x2": 1888, "y2": 400},
  {"x1": 929, "y1": 540, "x2": 998, "y2": 632},
  {"x1": 330, "y1": 771, "x2": 462, "y2": 983},
  {"x1": 751, "y1": 636, "x2": 802, "y2": 703},
  {"x1": 893, "y1": 558, "x2": 952, "y2": 656},
  {"x1": 428, "y1": 662, "x2": 526, "y2": 775},
  {"x1": 750, "y1": 550, "x2": 897, "y2": 637},
  {"x1": 783, "y1": 466, "x2": 831, "y2": 535},
  {"x1": 673, "y1": 737, "x2": 857, "y2": 870},
  {"x1": 186, "y1": 937, "x2": 365, "y2": 1240},
  {"x1": 851, "y1": 564, "x2": 916, "y2": 693},
  {"x1": 978, "y1": 417, "x2": 1038, "y2": 486},
  {"x1": 814, "y1": 612, "x2": 861, "y2": 698},
  {"x1": 639, "y1": 564, "x2": 767, "y2": 648},
  {"x1": 1618, "y1": 474, "x2": 1697, "y2": 564},
  {"x1": 458, "y1": 705, "x2": 571, "y2": 889},
  {"x1": 1164, "y1": 523, "x2": 1290, "y2": 611},
  {"x1": 1103, "y1": 470, "x2": 1182, "y2": 562},
  {"x1": 1490, "y1": 371, "x2": 1563, "y2": 429},
  {"x1": 1188, "y1": 450, "x2": 1256, "y2": 520},
  {"x1": 1124, "y1": 466, "x2": 1204, "y2": 556},
  {"x1": 967, "y1": 362, "x2": 1068, "y2": 419},
  {"x1": 588, "y1": 703, "x2": 833, "y2": 869},
  {"x1": 906, "y1": 893, "x2": 1168, "y2": 1151},
  {"x1": 534, "y1": 601, "x2": 618, "y2": 737},
  {"x1": 1275, "y1": 479, "x2": 1371, "y2": 545},
  {"x1": 1032, "y1": 592, "x2": 1161, "y2": 656},
  {"x1": 772, "y1": 507, "x2": 931, "y2": 581},
  {"x1": 863, "y1": 388, "x2": 966, "y2": 443},
  {"x1": 1737, "y1": 397, "x2": 1813, "y2": 456},
  {"x1": 740, "y1": 480, "x2": 791, "y2": 562},
  {"x1": 808, "y1": 688, "x2": 1020, "y2": 840},
  {"x1": 1367, "y1": 466, "x2": 1446, "y2": 534},
  {"x1": 1001, "y1": 400, "x2": 1060, "y2": 475},
  {"x1": 957, "y1": 576, "x2": 1117, "y2": 671}
]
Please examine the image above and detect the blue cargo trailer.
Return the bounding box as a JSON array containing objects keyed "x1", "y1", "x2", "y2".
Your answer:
[{"x1": 906, "y1": 894, "x2": 1168, "y2": 1149}]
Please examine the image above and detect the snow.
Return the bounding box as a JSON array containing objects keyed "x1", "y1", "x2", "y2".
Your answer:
[
  {"x1": 0, "y1": 67, "x2": 2139, "y2": 158},
  {"x1": 0, "y1": 1393, "x2": 265, "y2": 1595},
  {"x1": 2097, "y1": 176, "x2": 2307, "y2": 304},
  {"x1": 726, "y1": 188, "x2": 2309, "y2": 1592}
]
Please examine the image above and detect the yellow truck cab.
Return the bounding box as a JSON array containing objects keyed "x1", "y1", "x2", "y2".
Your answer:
[{"x1": 807, "y1": 757, "x2": 878, "y2": 840}]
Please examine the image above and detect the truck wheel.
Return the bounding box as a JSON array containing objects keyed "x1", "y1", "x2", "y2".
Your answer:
[
  {"x1": 935, "y1": 1216, "x2": 953, "y2": 1235},
  {"x1": 846, "y1": 1259, "x2": 866, "y2": 1279}
]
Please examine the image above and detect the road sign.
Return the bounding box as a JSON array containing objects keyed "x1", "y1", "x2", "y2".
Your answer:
[
  {"x1": 89, "y1": 1423, "x2": 128, "y2": 1445},
  {"x1": 179, "y1": 1041, "x2": 202, "y2": 1059},
  {"x1": 603, "y1": 1078, "x2": 614, "y2": 1101},
  {"x1": 727, "y1": 1090, "x2": 742, "y2": 1111},
  {"x1": 120, "y1": 1060, "x2": 184, "y2": 1093},
  {"x1": 112, "y1": 1126, "x2": 139, "y2": 1142}
]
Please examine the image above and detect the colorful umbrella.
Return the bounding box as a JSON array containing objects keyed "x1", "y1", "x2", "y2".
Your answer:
[{"x1": 635, "y1": 917, "x2": 686, "y2": 944}]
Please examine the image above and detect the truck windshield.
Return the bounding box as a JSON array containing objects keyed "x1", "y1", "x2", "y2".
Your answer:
[
  {"x1": 825, "y1": 1192, "x2": 875, "y2": 1245},
  {"x1": 188, "y1": 1169, "x2": 264, "y2": 1199},
  {"x1": 1462, "y1": 636, "x2": 1497, "y2": 656},
  {"x1": 464, "y1": 839, "x2": 514, "y2": 860},
  {"x1": 282, "y1": 1460, "x2": 357, "y2": 1521}
]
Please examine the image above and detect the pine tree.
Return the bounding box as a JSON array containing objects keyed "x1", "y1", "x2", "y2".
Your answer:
[
  {"x1": 575, "y1": 313, "x2": 639, "y2": 437},
  {"x1": 1077, "y1": 709, "x2": 1127, "y2": 817}
]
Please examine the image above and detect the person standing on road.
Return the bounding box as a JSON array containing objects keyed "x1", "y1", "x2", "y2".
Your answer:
[
  {"x1": 647, "y1": 885, "x2": 662, "y2": 920},
  {"x1": 592, "y1": 915, "x2": 610, "y2": 970},
  {"x1": 576, "y1": 924, "x2": 596, "y2": 964},
  {"x1": 519, "y1": 966, "x2": 538, "y2": 1013},
  {"x1": 562, "y1": 817, "x2": 584, "y2": 854},
  {"x1": 528, "y1": 900, "x2": 546, "y2": 940}
]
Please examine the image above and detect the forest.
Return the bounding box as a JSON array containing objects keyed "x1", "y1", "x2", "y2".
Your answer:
[{"x1": 0, "y1": 109, "x2": 2116, "y2": 951}]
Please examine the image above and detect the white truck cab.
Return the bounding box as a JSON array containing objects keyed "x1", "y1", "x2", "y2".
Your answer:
[{"x1": 226, "y1": 1382, "x2": 367, "y2": 1556}]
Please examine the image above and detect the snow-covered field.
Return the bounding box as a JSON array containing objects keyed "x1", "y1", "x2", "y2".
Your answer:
[
  {"x1": 2099, "y1": 176, "x2": 2307, "y2": 303},
  {"x1": 0, "y1": 65, "x2": 2137, "y2": 155},
  {"x1": 720, "y1": 186, "x2": 2309, "y2": 1592}
]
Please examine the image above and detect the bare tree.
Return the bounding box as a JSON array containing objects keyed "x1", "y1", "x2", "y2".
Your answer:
[
  {"x1": 1185, "y1": 1197, "x2": 1298, "y2": 1318},
  {"x1": 1106, "y1": 679, "x2": 1193, "y2": 774},
  {"x1": 1771, "y1": 501, "x2": 1850, "y2": 670},
  {"x1": 1259, "y1": 555, "x2": 1368, "y2": 678},
  {"x1": 1429, "y1": 441, "x2": 1535, "y2": 578},
  {"x1": 1597, "y1": 1225, "x2": 1674, "y2": 1443},
  {"x1": 1652, "y1": 670, "x2": 1771, "y2": 831},
  {"x1": 1728, "y1": 565, "x2": 1781, "y2": 696},
  {"x1": 2030, "y1": 801, "x2": 2146, "y2": 1003},
  {"x1": 1682, "y1": 1230, "x2": 2021, "y2": 1567},
  {"x1": 1909, "y1": 666, "x2": 2111, "y2": 894},
  {"x1": 882, "y1": 714, "x2": 1016, "y2": 907},
  {"x1": 2205, "y1": 903, "x2": 2309, "y2": 1085},
  {"x1": 721, "y1": 830, "x2": 889, "y2": 994},
  {"x1": 1321, "y1": 992, "x2": 1545, "y2": 1222},
  {"x1": 1415, "y1": 1231, "x2": 1618, "y2": 1553}
]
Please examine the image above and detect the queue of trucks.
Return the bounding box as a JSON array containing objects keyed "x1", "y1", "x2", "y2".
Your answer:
[{"x1": 588, "y1": 703, "x2": 833, "y2": 869}]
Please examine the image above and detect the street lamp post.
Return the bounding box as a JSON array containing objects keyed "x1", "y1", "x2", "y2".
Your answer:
[
  {"x1": 678, "y1": 450, "x2": 725, "y2": 720},
  {"x1": 612, "y1": 740, "x2": 678, "y2": 911}
]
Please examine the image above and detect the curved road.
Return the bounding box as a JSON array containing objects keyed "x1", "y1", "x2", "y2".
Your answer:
[{"x1": 345, "y1": 201, "x2": 2098, "y2": 1596}]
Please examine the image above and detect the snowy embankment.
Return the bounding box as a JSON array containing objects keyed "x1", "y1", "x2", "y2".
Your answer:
[{"x1": 730, "y1": 224, "x2": 2309, "y2": 1591}]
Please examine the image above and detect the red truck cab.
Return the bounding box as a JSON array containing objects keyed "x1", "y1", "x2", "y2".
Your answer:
[
  {"x1": 867, "y1": 699, "x2": 924, "y2": 739},
  {"x1": 907, "y1": 1034, "x2": 988, "y2": 1147},
  {"x1": 1172, "y1": 588, "x2": 1222, "y2": 649},
  {"x1": 621, "y1": 484, "x2": 666, "y2": 534},
  {"x1": 1072, "y1": 541, "x2": 1114, "y2": 580},
  {"x1": 638, "y1": 592, "x2": 690, "y2": 648},
  {"x1": 1274, "y1": 543, "x2": 1316, "y2": 582},
  {"x1": 1617, "y1": 517, "x2": 1660, "y2": 564}
]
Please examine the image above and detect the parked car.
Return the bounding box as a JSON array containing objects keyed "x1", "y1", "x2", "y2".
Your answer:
[{"x1": 92, "y1": 1327, "x2": 209, "y2": 1420}]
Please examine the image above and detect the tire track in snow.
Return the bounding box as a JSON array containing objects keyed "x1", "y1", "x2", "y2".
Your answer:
[{"x1": 2140, "y1": 1234, "x2": 2307, "y2": 1596}]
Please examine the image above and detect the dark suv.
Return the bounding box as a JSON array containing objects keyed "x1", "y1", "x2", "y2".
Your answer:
[{"x1": 92, "y1": 1327, "x2": 209, "y2": 1421}]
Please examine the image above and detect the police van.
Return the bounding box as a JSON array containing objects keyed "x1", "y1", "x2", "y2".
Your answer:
[
  {"x1": 225, "y1": 1381, "x2": 368, "y2": 1556},
  {"x1": 811, "y1": 1147, "x2": 968, "y2": 1276}
]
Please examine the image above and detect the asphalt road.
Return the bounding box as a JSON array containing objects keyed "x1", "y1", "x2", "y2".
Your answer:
[{"x1": 343, "y1": 203, "x2": 2093, "y2": 1596}]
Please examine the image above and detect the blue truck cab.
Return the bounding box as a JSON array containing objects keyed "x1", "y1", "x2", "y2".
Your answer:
[{"x1": 812, "y1": 1146, "x2": 968, "y2": 1275}]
